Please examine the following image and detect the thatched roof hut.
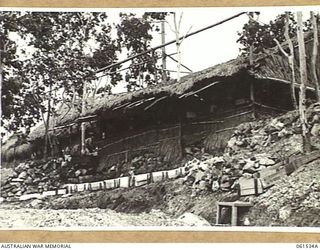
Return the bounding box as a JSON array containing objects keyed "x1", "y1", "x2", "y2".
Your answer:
[
  {"x1": 3, "y1": 30, "x2": 319, "y2": 160},
  {"x1": 1, "y1": 134, "x2": 33, "y2": 164},
  {"x1": 26, "y1": 56, "x2": 250, "y2": 142}
]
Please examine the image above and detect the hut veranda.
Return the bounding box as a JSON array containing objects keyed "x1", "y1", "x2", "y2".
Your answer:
[{"x1": 1, "y1": 24, "x2": 319, "y2": 190}]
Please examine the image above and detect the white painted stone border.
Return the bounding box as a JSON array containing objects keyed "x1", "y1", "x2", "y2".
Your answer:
[{"x1": 9, "y1": 166, "x2": 188, "y2": 202}]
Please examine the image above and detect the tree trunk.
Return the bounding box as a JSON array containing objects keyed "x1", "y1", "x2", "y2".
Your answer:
[
  {"x1": 81, "y1": 81, "x2": 87, "y2": 155},
  {"x1": 152, "y1": 51, "x2": 158, "y2": 84},
  {"x1": 161, "y1": 20, "x2": 167, "y2": 82},
  {"x1": 51, "y1": 89, "x2": 58, "y2": 156},
  {"x1": 249, "y1": 45, "x2": 254, "y2": 65},
  {"x1": 285, "y1": 12, "x2": 298, "y2": 110},
  {"x1": 173, "y1": 13, "x2": 181, "y2": 82},
  {"x1": 297, "y1": 11, "x2": 312, "y2": 153},
  {"x1": 311, "y1": 11, "x2": 320, "y2": 101},
  {"x1": 0, "y1": 47, "x2": 2, "y2": 135},
  {"x1": 71, "y1": 85, "x2": 76, "y2": 109},
  {"x1": 176, "y1": 41, "x2": 181, "y2": 82},
  {"x1": 44, "y1": 82, "x2": 52, "y2": 160}
]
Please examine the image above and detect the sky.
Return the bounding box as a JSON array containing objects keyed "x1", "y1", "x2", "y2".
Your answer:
[
  {"x1": 3, "y1": 6, "x2": 319, "y2": 94},
  {"x1": 105, "y1": 8, "x2": 281, "y2": 92},
  {"x1": 95, "y1": 7, "x2": 318, "y2": 92}
]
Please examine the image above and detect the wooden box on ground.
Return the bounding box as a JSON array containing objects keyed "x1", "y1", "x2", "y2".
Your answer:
[
  {"x1": 216, "y1": 201, "x2": 253, "y2": 226},
  {"x1": 238, "y1": 178, "x2": 264, "y2": 196}
]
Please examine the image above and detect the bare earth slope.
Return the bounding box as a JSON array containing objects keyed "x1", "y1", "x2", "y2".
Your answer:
[{"x1": 1, "y1": 104, "x2": 320, "y2": 228}]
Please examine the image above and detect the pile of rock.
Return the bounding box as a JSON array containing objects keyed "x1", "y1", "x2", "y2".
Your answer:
[
  {"x1": 104, "y1": 153, "x2": 171, "y2": 178},
  {"x1": 227, "y1": 114, "x2": 297, "y2": 154},
  {"x1": 184, "y1": 143, "x2": 205, "y2": 159},
  {"x1": 130, "y1": 153, "x2": 169, "y2": 174},
  {"x1": 183, "y1": 103, "x2": 320, "y2": 196},
  {"x1": 0, "y1": 150, "x2": 175, "y2": 201},
  {"x1": 0, "y1": 154, "x2": 101, "y2": 200},
  {"x1": 227, "y1": 103, "x2": 320, "y2": 155},
  {"x1": 182, "y1": 152, "x2": 279, "y2": 195},
  {"x1": 0, "y1": 160, "x2": 62, "y2": 200},
  {"x1": 248, "y1": 158, "x2": 320, "y2": 224},
  {"x1": 307, "y1": 103, "x2": 320, "y2": 147}
]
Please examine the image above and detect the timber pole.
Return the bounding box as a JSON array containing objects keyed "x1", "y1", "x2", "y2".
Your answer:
[
  {"x1": 81, "y1": 81, "x2": 87, "y2": 155},
  {"x1": 161, "y1": 20, "x2": 167, "y2": 82},
  {"x1": 310, "y1": 11, "x2": 320, "y2": 101},
  {"x1": 297, "y1": 11, "x2": 312, "y2": 153},
  {"x1": 0, "y1": 48, "x2": 2, "y2": 140},
  {"x1": 95, "y1": 12, "x2": 246, "y2": 74}
]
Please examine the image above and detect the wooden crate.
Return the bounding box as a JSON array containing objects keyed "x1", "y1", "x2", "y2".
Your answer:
[
  {"x1": 285, "y1": 150, "x2": 320, "y2": 175},
  {"x1": 260, "y1": 167, "x2": 286, "y2": 188},
  {"x1": 216, "y1": 201, "x2": 253, "y2": 226},
  {"x1": 239, "y1": 178, "x2": 264, "y2": 196}
]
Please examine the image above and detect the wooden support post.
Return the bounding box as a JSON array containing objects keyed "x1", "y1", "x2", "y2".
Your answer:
[
  {"x1": 179, "y1": 120, "x2": 183, "y2": 159},
  {"x1": 132, "y1": 176, "x2": 135, "y2": 187},
  {"x1": 178, "y1": 105, "x2": 184, "y2": 160},
  {"x1": 250, "y1": 81, "x2": 256, "y2": 119},
  {"x1": 216, "y1": 204, "x2": 221, "y2": 225},
  {"x1": 69, "y1": 126, "x2": 72, "y2": 144},
  {"x1": 149, "y1": 173, "x2": 154, "y2": 184},
  {"x1": 254, "y1": 178, "x2": 258, "y2": 196},
  {"x1": 125, "y1": 150, "x2": 128, "y2": 162},
  {"x1": 250, "y1": 82, "x2": 254, "y2": 102},
  {"x1": 128, "y1": 177, "x2": 132, "y2": 187},
  {"x1": 231, "y1": 205, "x2": 238, "y2": 226}
]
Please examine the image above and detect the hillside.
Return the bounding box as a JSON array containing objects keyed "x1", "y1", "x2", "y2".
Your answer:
[
  {"x1": 0, "y1": 103, "x2": 320, "y2": 227},
  {"x1": 246, "y1": 158, "x2": 320, "y2": 227}
]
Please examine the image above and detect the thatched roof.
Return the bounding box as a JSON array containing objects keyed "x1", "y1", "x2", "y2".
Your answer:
[
  {"x1": 1, "y1": 134, "x2": 33, "y2": 162},
  {"x1": 24, "y1": 30, "x2": 320, "y2": 142},
  {"x1": 26, "y1": 56, "x2": 249, "y2": 141},
  {"x1": 250, "y1": 29, "x2": 320, "y2": 84}
]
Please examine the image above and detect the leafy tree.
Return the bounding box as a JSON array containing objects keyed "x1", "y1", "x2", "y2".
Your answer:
[
  {"x1": 2, "y1": 11, "x2": 122, "y2": 157},
  {"x1": 237, "y1": 12, "x2": 296, "y2": 55},
  {"x1": 0, "y1": 11, "x2": 41, "y2": 135},
  {"x1": 237, "y1": 12, "x2": 299, "y2": 109},
  {"x1": 117, "y1": 12, "x2": 167, "y2": 91},
  {"x1": 273, "y1": 12, "x2": 298, "y2": 110}
]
